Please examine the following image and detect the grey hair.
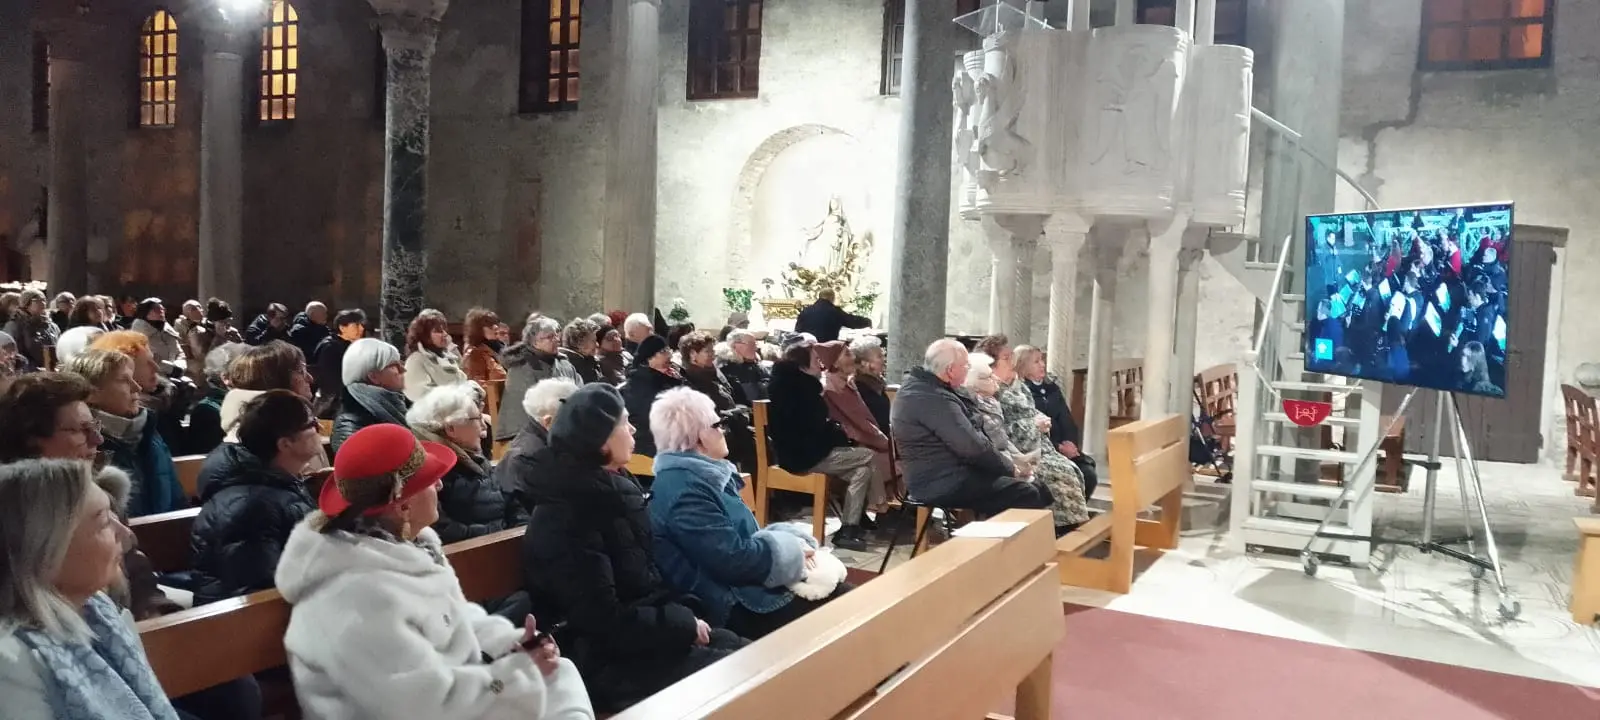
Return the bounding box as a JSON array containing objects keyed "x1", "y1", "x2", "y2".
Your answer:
[
  {"x1": 649, "y1": 386, "x2": 718, "y2": 454},
  {"x1": 405, "y1": 383, "x2": 483, "y2": 433},
  {"x1": 726, "y1": 329, "x2": 756, "y2": 345},
  {"x1": 561, "y1": 318, "x2": 599, "y2": 350},
  {"x1": 521, "y1": 314, "x2": 562, "y2": 345},
  {"x1": 849, "y1": 334, "x2": 884, "y2": 362},
  {"x1": 304, "y1": 301, "x2": 327, "y2": 314},
  {"x1": 965, "y1": 353, "x2": 995, "y2": 389},
  {"x1": 586, "y1": 312, "x2": 612, "y2": 328},
  {"x1": 62, "y1": 349, "x2": 133, "y2": 388},
  {"x1": 713, "y1": 341, "x2": 738, "y2": 364},
  {"x1": 923, "y1": 338, "x2": 968, "y2": 376},
  {"x1": 0, "y1": 459, "x2": 100, "y2": 643},
  {"x1": 204, "y1": 342, "x2": 250, "y2": 383},
  {"x1": 623, "y1": 313, "x2": 651, "y2": 334},
  {"x1": 1014, "y1": 345, "x2": 1044, "y2": 375},
  {"x1": 522, "y1": 377, "x2": 579, "y2": 426},
  {"x1": 52, "y1": 292, "x2": 75, "y2": 305}
]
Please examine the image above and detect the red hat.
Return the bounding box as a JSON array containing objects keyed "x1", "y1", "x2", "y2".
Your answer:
[{"x1": 319, "y1": 424, "x2": 456, "y2": 517}]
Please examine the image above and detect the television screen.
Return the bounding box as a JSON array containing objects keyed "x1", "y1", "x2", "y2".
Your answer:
[{"x1": 1304, "y1": 202, "x2": 1512, "y2": 398}]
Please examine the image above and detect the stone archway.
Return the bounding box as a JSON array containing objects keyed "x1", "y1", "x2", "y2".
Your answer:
[{"x1": 726, "y1": 124, "x2": 863, "y2": 290}]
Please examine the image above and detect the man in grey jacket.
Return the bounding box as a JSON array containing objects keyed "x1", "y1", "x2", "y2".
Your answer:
[{"x1": 890, "y1": 339, "x2": 1053, "y2": 517}]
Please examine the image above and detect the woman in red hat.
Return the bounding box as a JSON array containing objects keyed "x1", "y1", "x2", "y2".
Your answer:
[{"x1": 273, "y1": 424, "x2": 593, "y2": 719}]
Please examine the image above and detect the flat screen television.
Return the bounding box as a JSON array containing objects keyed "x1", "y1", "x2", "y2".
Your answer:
[{"x1": 1303, "y1": 202, "x2": 1513, "y2": 398}]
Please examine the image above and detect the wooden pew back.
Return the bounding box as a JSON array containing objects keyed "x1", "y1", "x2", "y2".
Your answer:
[
  {"x1": 139, "y1": 526, "x2": 527, "y2": 697},
  {"x1": 173, "y1": 455, "x2": 207, "y2": 504},
  {"x1": 1069, "y1": 357, "x2": 1144, "y2": 430},
  {"x1": 1562, "y1": 384, "x2": 1598, "y2": 496},
  {"x1": 750, "y1": 400, "x2": 828, "y2": 543},
  {"x1": 614, "y1": 509, "x2": 1062, "y2": 720},
  {"x1": 130, "y1": 507, "x2": 201, "y2": 574}
]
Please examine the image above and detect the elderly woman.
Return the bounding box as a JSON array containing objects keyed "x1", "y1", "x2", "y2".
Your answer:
[
  {"x1": 217, "y1": 342, "x2": 323, "y2": 473},
  {"x1": 595, "y1": 327, "x2": 628, "y2": 386},
  {"x1": 847, "y1": 336, "x2": 891, "y2": 434},
  {"x1": 186, "y1": 342, "x2": 251, "y2": 455},
  {"x1": 964, "y1": 354, "x2": 1040, "y2": 477},
  {"x1": 496, "y1": 377, "x2": 579, "y2": 514},
  {"x1": 717, "y1": 329, "x2": 771, "y2": 405},
  {"x1": 91, "y1": 329, "x2": 196, "y2": 453},
  {"x1": 407, "y1": 383, "x2": 525, "y2": 543},
  {"x1": 521, "y1": 384, "x2": 746, "y2": 712},
  {"x1": 1014, "y1": 346, "x2": 1081, "y2": 457},
  {"x1": 678, "y1": 331, "x2": 756, "y2": 471},
  {"x1": 812, "y1": 342, "x2": 892, "y2": 516},
  {"x1": 0, "y1": 372, "x2": 102, "y2": 463},
  {"x1": 63, "y1": 349, "x2": 184, "y2": 518},
  {"x1": 621, "y1": 335, "x2": 683, "y2": 459},
  {"x1": 981, "y1": 338, "x2": 1090, "y2": 534},
  {"x1": 498, "y1": 314, "x2": 581, "y2": 443},
  {"x1": 274, "y1": 424, "x2": 594, "y2": 720},
  {"x1": 403, "y1": 309, "x2": 469, "y2": 402},
  {"x1": 560, "y1": 318, "x2": 602, "y2": 385},
  {"x1": 4, "y1": 289, "x2": 58, "y2": 371},
  {"x1": 129, "y1": 298, "x2": 182, "y2": 365},
  {"x1": 331, "y1": 338, "x2": 411, "y2": 455},
  {"x1": 460, "y1": 307, "x2": 507, "y2": 387},
  {"x1": 189, "y1": 391, "x2": 322, "y2": 606},
  {"x1": 648, "y1": 387, "x2": 847, "y2": 640},
  {"x1": 185, "y1": 299, "x2": 244, "y2": 381},
  {"x1": 67, "y1": 294, "x2": 111, "y2": 331},
  {"x1": 0, "y1": 459, "x2": 182, "y2": 720}
]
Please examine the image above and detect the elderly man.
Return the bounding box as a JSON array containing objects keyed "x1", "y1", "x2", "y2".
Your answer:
[
  {"x1": 719, "y1": 329, "x2": 771, "y2": 405},
  {"x1": 794, "y1": 288, "x2": 871, "y2": 343},
  {"x1": 289, "y1": 301, "x2": 331, "y2": 364},
  {"x1": 622, "y1": 312, "x2": 653, "y2": 355},
  {"x1": 767, "y1": 335, "x2": 878, "y2": 551},
  {"x1": 891, "y1": 339, "x2": 1053, "y2": 518}
]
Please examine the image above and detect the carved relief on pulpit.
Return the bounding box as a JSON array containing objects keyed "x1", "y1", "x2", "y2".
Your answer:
[
  {"x1": 1189, "y1": 45, "x2": 1255, "y2": 227},
  {"x1": 975, "y1": 31, "x2": 1032, "y2": 189},
  {"x1": 1079, "y1": 26, "x2": 1186, "y2": 219}
]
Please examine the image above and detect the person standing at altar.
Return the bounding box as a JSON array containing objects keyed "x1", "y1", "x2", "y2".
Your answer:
[{"x1": 794, "y1": 289, "x2": 870, "y2": 344}]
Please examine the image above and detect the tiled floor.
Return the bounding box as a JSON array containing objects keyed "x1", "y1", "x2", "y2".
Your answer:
[{"x1": 790, "y1": 460, "x2": 1600, "y2": 688}]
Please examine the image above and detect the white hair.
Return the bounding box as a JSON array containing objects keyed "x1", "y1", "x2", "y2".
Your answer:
[
  {"x1": 713, "y1": 341, "x2": 738, "y2": 364},
  {"x1": 726, "y1": 329, "x2": 756, "y2": 345},
  {"x1": 849, "y1": 334, "x2": 883, "y2": 362},
  {"x1": 405, "y1": 383, "x2": 482, "y2": 433},
  {"x1": 341, "y1": 338, "x2": 402, "y2": 386},
  {"x1": 649, "y1": 386, "x2": 718, "y2": 454},
  {"x1": 0, "y1": 459, "x2": 100, "y2": 643},
  {"x1": 923, "y1": 338, "x2": 968, "y2": 376},
  {"x1": 204, "y1": 342, "x2": 250, "y2": 381},
  {"x1": 521, "y1": 314, "x2": 561, "y2": 345},
  {"x1": 304, "y1": 301, "x2": 327, "y2": 314},
  {"x1": 522, "y1": 377, "x2": 579, "y2": 425},
  {"x1": 965, "y1": 353, "x2": 995, "y2": 389},
  {"x1": 55, "y1": 326, "x2": 105, "y2": 366},
  {"x1": 623, "y1": 313, "x2": 651, "y2": 334}
]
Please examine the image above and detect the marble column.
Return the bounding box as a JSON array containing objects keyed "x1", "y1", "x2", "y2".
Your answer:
[
  {"x1": 886, "y1": 0, "x2": 958, "y2": 377},
  {"x1": 38, "y1": 17, "x2": 102, "y2": 295},
  {"x1": 1169, "y1": 245, "x2": 1205, "y2": 412},
  {"x1": 1083, "y1": 226, "x2": 1126, "y2": 458},
  {"x1": 987, "y1": 252, "x2": 1002, "y2": 334},
  {"x1": 601, "y1": 0, "x2": 661, "y2": 314},
  {"x1": 985, "y1": 228, "x2": 1015, "y2": 337},
  {"x1": 1045, "y1": 215, "x2": 1089, "y2": 381},
  {"x1": 371, "y1": 1, "x2": 448, "y2": 348},
  {"x1": 1141, "y1": 215, "x2": 1185, "y2": 419},
  {"x1": 196, "y1": 8, "x2": 260, "y2": 309},
  {"x1": 1006, "y1": 220, "x2": 1042, "y2": 346}
]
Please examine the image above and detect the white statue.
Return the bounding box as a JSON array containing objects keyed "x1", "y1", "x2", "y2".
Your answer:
[
  {"x1": 952, "y1": 69, "x2": 979, "y2": 177},
  {"x1": 976, "y1": 32, "x2": 1032, "y2": 185}
]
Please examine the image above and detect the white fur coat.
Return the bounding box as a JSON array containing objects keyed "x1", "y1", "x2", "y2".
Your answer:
[{"x1": 274, "y1": 524, "x2": 593, "y2": 720}]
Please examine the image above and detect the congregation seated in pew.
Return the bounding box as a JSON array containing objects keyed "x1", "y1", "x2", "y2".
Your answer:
[
  {"x1": 65, "y1": 349, "x2": 187, "y2": 519},
  {"x1": 214, "y1": 340, "x2": 329, "y2": 475},
  {"x1": 677, "y1": 330, "x2": 759, "y2": 473},
  {"x1": 330, "y1": 337, "x2": 411, "y2": 455},
  {"x1": 273, "y1": 423, "x2": 594, "y2": 719},
  {"x1": 647, "y1": 388, "x2": 851, "y2": 641},
  {"x1": 520, "y1": 383, "x2": 749, "y2": 714},
  {"x1": 892, "y1": 339, "x2": 1055, "y2": 518},
  {"x1": 497, "y1": 378, "x2": 580, "y2": 515},
  {"x1": 498, "y1": 314, "x2": 582, "y2": 443},
  {"x1": 186, "y1": 342, "x2": 250, "y2": 455},
  {"x1": 979, "y1": 335, "x2": 1092, "y2": 533},
  {"x1": 718, "y1": 329, "x2": 772, "y2": 404},
  {"x1": 407, "y1": 383, "x2": 526, "y2": 543},
  {"x1": 620, "y1": 334, "x2": 682, "y2": 458}
]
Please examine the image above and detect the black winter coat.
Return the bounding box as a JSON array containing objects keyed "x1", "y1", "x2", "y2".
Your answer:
[
  {"x1": 1025, "y1": 376, "x2": 1082, "y2": 448},
  {"x1": 431, "y1": 444, "x2": 527, "y2": 544},
  {"x1": 766, "y1": 361, "x2": 850, "y2": 473},
  {"x1": 495, "y1": 420, "x2": 551, "y2": 515},
  {"x1": 717, "y1": 358, "x2": 770, "y2": 406},
  {"x1": 331, "y1": 383, "x2": 411, "y2": 456},
  {"x1": 520, "y1": 449, "x2": 703, "y2": 687},
  {"x1": 188, "y1": 444, "x2": 315, "y2": 606},
  {"x1": 793, "y1": 299, "x2": 870, "y2": 343},
  {"x1": 287, "y1": 313, "x2": 330, "y2": 370},
  {"x1": 244, "y1": 314, "x2": 290, "y2": 345},
  {"x1": 562, "y1": 348, "x2": 602, "y2": 385},
  {"x1": 621, "y1": 366, "x2": 684, "y2": 457},
  {"x1": 683, "y1": 365, "x2": 757, "y2": 472},
  {"x1": 312, "y1": 335, "x2": 351, "y2": 418}
]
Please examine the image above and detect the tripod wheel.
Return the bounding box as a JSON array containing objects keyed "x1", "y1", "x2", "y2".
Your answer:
[
  {"x1": 1498, "y1": 598, "x2": 1521, "y2": 621},
  {"x1": 1470, "y1": 564, "x2": 1486, "y2": 580},
  {"x1": 1301, "y1": 552, "x2": 1319, "y2": 578}
]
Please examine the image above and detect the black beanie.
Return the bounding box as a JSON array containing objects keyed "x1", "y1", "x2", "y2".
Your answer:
[
  {"x1": 632, "y1": 334, "x2": 669, "y2": 367},
  {"x1": 551, "y1": 383, "x2": 626, "y2": 457}
]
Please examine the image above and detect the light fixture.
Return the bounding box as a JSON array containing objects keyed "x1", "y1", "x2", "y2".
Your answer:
[{"x1": 215, "y1": 0, "x2": 266, "y2": 22}]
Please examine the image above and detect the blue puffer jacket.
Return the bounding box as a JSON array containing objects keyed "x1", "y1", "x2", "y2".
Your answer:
[{"x1": 647, "y1": 451, "x2": 813, "y2": 626}]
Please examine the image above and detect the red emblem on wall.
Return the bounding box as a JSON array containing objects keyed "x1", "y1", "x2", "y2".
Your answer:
[{"x1": 1282, "y1": 399, "x2": 1333, "y2": 427}]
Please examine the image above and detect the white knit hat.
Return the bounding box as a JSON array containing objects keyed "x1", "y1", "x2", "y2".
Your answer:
[
  {"x1": 341, "y1": 337, "x2": 402, "y2": 386},
  {"x1": 56, "y1": 326, "x2": 105, "y2": 365}
]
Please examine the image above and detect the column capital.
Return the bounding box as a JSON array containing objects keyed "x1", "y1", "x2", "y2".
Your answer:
[
  {"x1": 369, "y1": 0, "x2": 450, "y2": 23},
  {"x1": 187, "y1": 2, "x2": 270, "y2": 54},
  {"x1": 375, "y1": 13, "x2": 444, "y2": 56}
]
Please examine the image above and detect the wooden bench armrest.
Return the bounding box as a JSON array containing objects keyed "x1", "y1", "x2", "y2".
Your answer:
[
  {"x1": 1575, "y1": 517, "x2": 1600, "y2": 536},
  {"x1": 1055, "y1": 514, "x2": 1113, "y2": 556}
]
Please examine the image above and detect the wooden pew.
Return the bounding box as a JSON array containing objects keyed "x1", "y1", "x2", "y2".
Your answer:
[
  {"x1": 173, "y1": 454, "x2": 207, "y2": 504},
  {"x1": 1056, "y1": 413, "x2": 1189, "y2": 594},
  {"x1": 614, "y1": 509, "x2": 1062, "y2": 720},
  {"x1": 130, "y1": 507, "x2": 202, "y2": 574},
  {"x1": 1069, "y1": 357, "x2": 1144, "y2": 432},
  {"x1": 1562, "y1": 384, "x2": 1598, "y2": 498},
  {"x1": 752, "y1": 399, "x2": 829, "y2": 544},
  {"x1": 1573, "y1": 517, "x2": 1600, "y2": 623},
  {"x1": 1194, "y1": 363, "x2": 1237, "y2": 453},
  {"x1": 138, "y1": 526, "x2": 527, "y2": 698}
]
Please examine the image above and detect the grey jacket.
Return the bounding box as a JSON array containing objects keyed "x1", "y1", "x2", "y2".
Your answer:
[
  {"x1": 890, "y1": 367, "x2": 1015, "y2": 502},
  {"x1": 495, "y1": 344, "x2": 581, "y2": 441}
]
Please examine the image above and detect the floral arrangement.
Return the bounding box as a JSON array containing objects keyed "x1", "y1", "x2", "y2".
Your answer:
[
  {"x1": 722, "y1": 287, "x2": 755, "y2": 314},
  {"x1": 667, "y1": 297, "x2": 691, "y2": 324},
  {"x1": 763, "y1": 198, "x2": 880, "y2": 316}
]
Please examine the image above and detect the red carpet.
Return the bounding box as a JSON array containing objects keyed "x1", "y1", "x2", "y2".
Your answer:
[{"x1": 1054, "y1": 604, "x2": 1600, "y2": 719}]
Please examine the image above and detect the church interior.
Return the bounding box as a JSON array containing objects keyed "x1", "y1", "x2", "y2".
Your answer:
[{"x1": 0, "y1": 0, "x2": 1599, "y2": 718}]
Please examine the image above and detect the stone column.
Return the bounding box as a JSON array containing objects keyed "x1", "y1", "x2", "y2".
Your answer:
[
  {"x1": 985, "y1": 229, "x2": 1015, "y2": 337},
  {"x1": 1141, "y1": 216, "x2": 1184, "y2": 419},
  {"x1": 196, "y1": 8, "x2": 260, "y2": 309},
  {"x1": 1006, "y1": 218, "x2": 1042, "y2": 346},
  {"x1": 371, "y1": 0, "x2": 448, "y2": 348},
  {"x1": 601, "y1": 0, "x2": 661, "y2": 314},
  {"x1": 886, "y1": 0, "x2": 958, "y2": 377},
  {"x1": 37, "y1": 17, "x2": 103, "y2": 295},
  {"x1": 1114, "y1": 0, "x2": 1137, "y2": 25},
  {"x1": 987, "y1": 253, "x2": 1002, "y2": 333},
  {"x1": 1169, "y1": 245, "x2": 1204, "y2": 412},
  {"x1": 1082, "y1": 226, "x2": 1126, "y2": 458},
  {"x1": 1045, "y1": 215, "x2": 1089, "y2": 380}
]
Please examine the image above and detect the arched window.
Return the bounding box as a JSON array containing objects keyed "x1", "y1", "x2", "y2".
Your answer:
[
  {"x1": 259, "y1": 0, "x2": 299, "y2": 122},
  {"x1": 519, "y1": 0, "x2": 582, "y2": 112},
  {"x1": 138, "y1": 10, "x2": 179, "y2": 128}
]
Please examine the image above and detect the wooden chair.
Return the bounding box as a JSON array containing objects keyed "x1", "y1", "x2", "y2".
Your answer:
[
  {"x1": 172, "y1": 455, "x2": 207, "y2": 504},
  {"x1": 1572, "y1": 517, "x2": 1600, "y2": 624},
  {"x1": 1057, "y1": 413, "x2": 1189, "y2": 593},
  {"x1": 1563, "y1": 385, "x2": 1598, "y2": 497},
  {"x1": 1069, "y1": 357, "x2": 1144, "y2": 430},
  {"x1": 627, "y1": 453, "x2": 656, "y2": 478},
  {"x1": 751, "y1": 400, "x2": 829, "y2": 544},
  {"x1": 130, "y1": 507, "x2": 202, "y2": 574},
  {"x1": 1194, "y1": 364, "x2": 1238, "y2": 452},
  {"x1": 138, "y1": 526, "x2": 526, "y2": 698},
  {"x1": 614, "y1": 509, "x2": 1062, "y2": 720}
]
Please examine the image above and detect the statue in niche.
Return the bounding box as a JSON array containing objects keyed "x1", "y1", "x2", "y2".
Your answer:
[
  {"x1": 975, "y1": 31, "x2": 1032, "y2": 186},
  {"x1": 952, "y1": 68, "x2": 980, "y2": 179},
  {"x1": 1089, "y1": 40, "x2": 1177, "y2": 177}
]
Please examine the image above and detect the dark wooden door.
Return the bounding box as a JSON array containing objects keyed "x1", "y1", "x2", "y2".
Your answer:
[{"x1": 1385, "y1": 238, "x2": 1554, "y2": 463}]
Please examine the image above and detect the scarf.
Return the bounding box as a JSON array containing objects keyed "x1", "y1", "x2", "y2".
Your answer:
[
  {"x1": 95, "y1": 408, "x2": 150, "y2": 444},
  {"x1": 412, "y1": 426, "x2": 488, "y2": 478},
  {"x1": 346, "y1": 382, "x2": 411, "y2": 426},
  {"x1": 12, "y1": 593, "x2": 179, "y2": 720}
]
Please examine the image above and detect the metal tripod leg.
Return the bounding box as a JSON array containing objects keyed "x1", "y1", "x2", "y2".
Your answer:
[
  {"x1": 1300, "y1": 387, "x2": 1420, "y2": 571},
  {"x1": 1447, "y1": 393, "x2": 1520, "y2": 619},
  {"x1": 1443, "y1": 393, "x2": 1480, "y2": 573}
]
